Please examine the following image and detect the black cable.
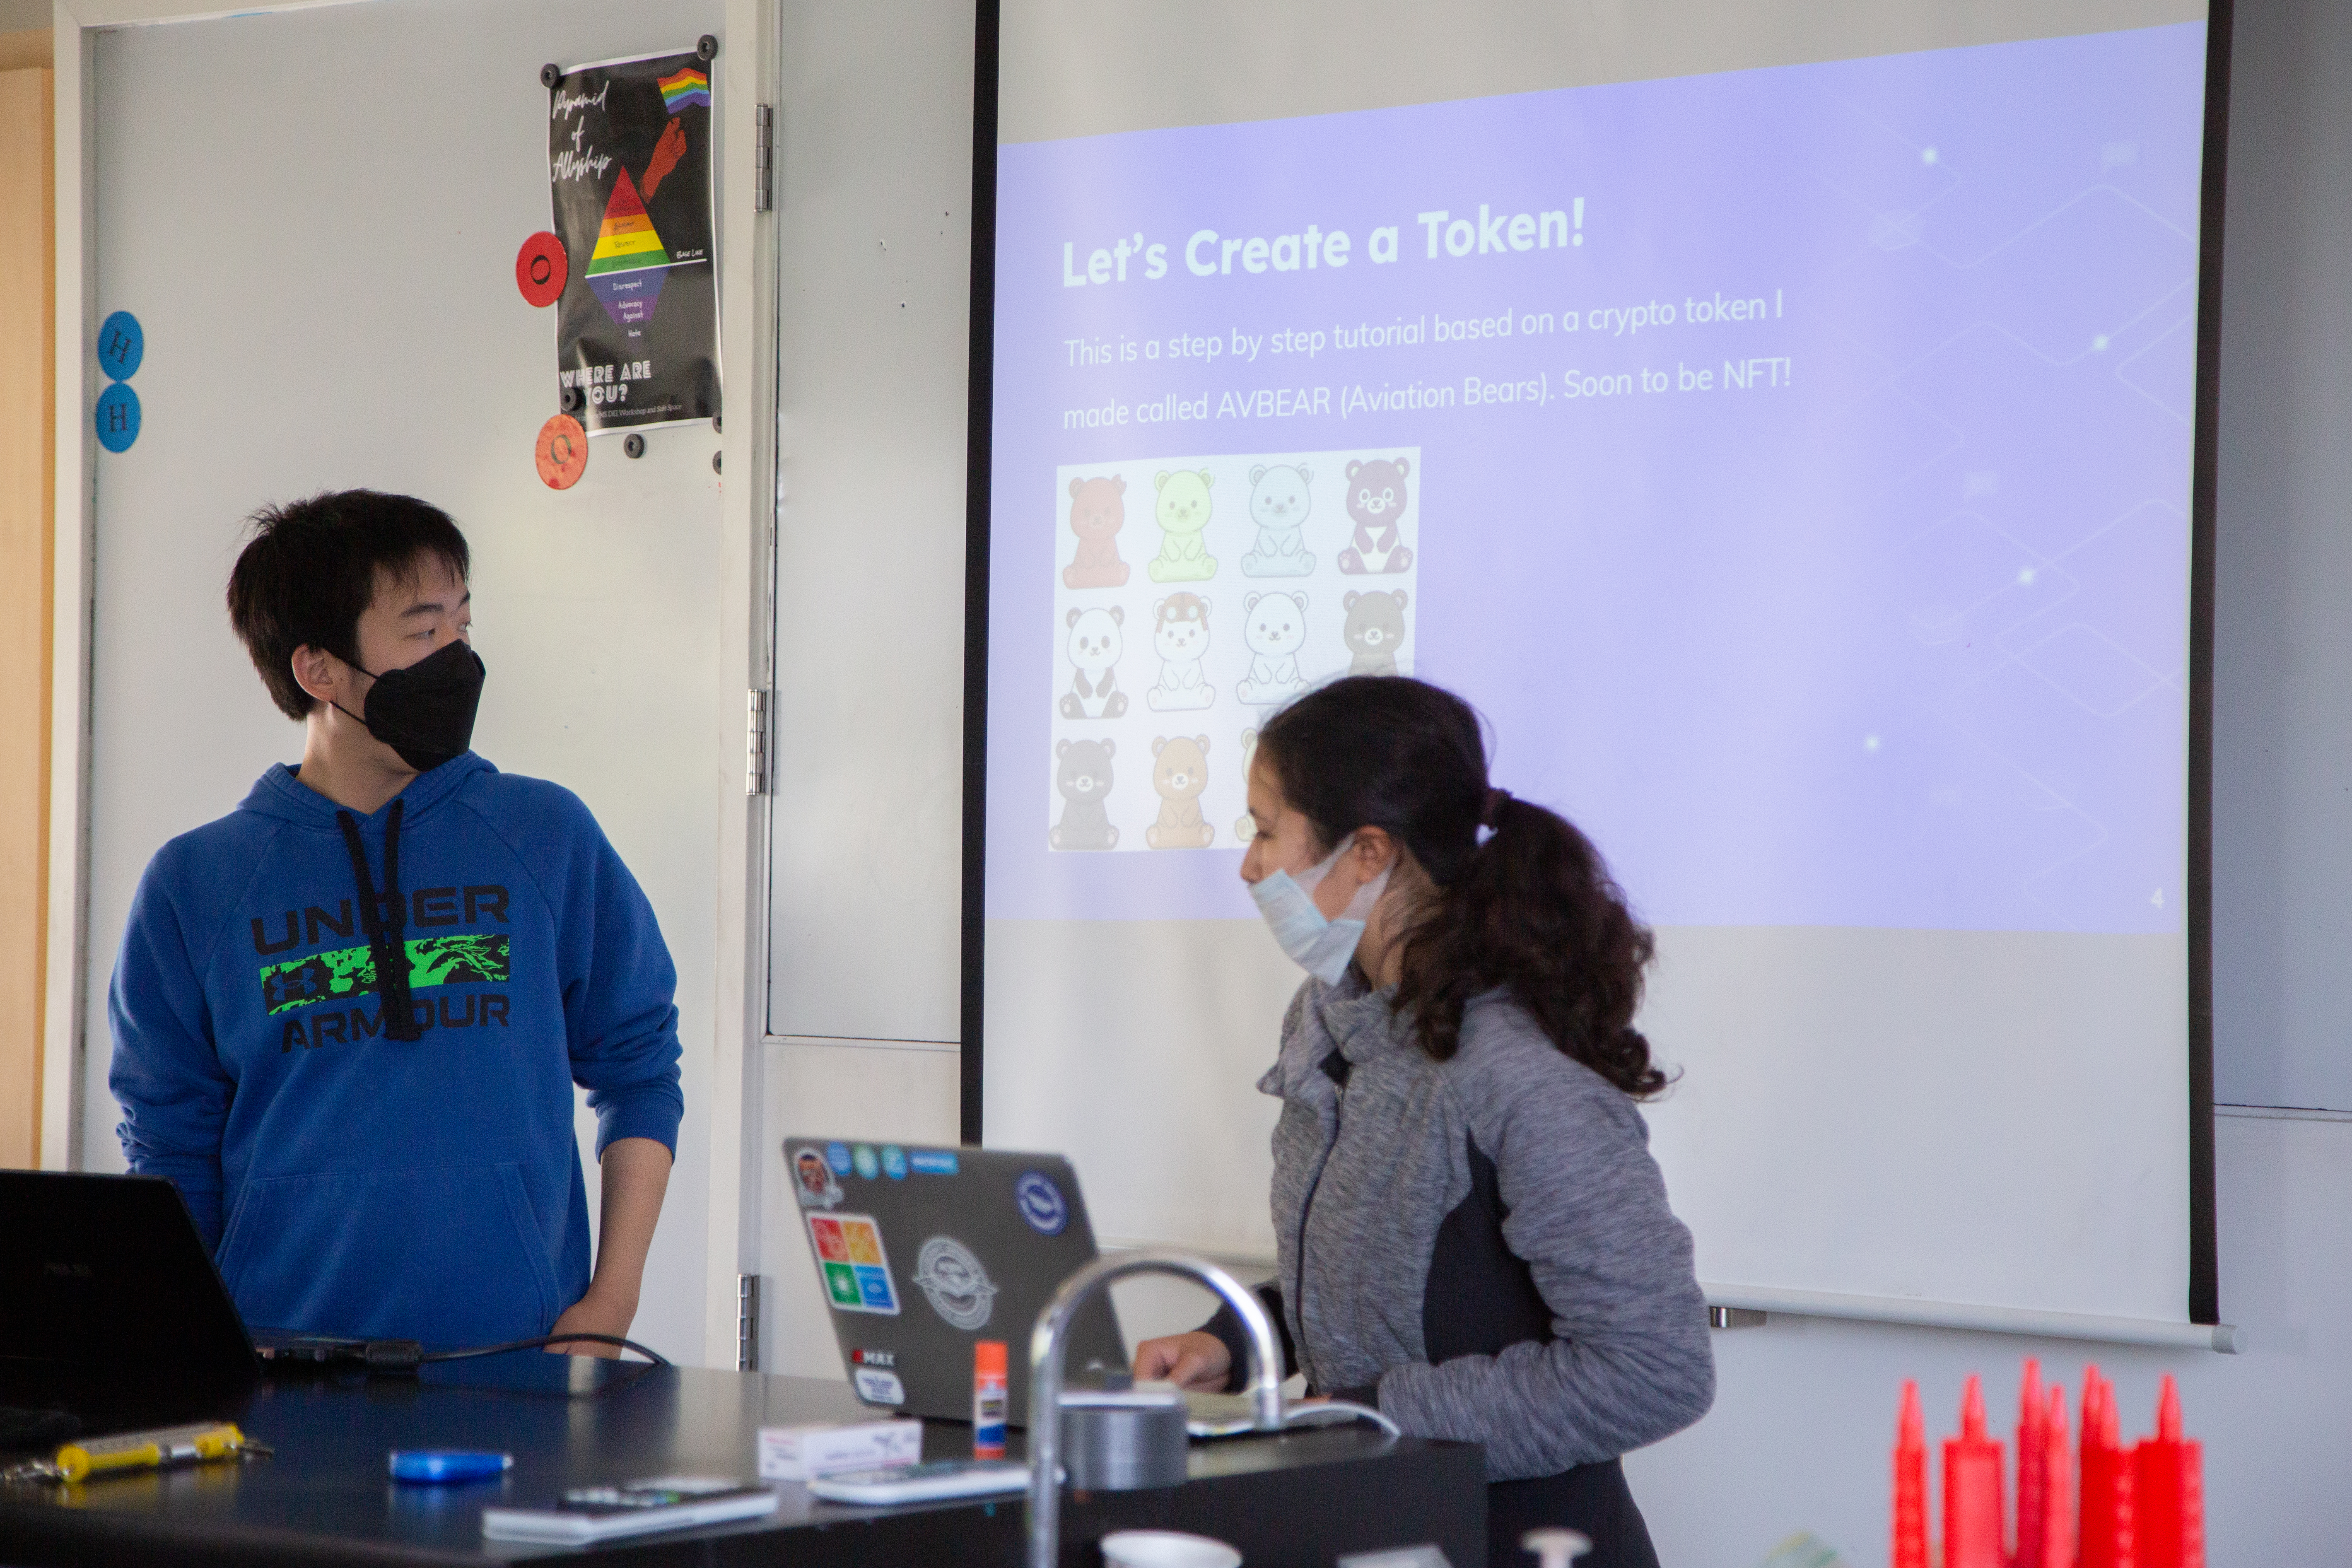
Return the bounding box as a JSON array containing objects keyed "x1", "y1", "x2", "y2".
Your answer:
[{"x1": 418, "y1": 1333, "x2": 670, "y2": 1366}]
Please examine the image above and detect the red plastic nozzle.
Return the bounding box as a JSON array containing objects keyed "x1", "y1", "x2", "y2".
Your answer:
[
  {"x1": 2043, "y1": 1387, "x2": 2075, "y2": 1568},
  {"x1": 1945, "y1": 1376, "x2": 2006, "y2": 1568},
  {"x1": 1893, "y1": 1380, "x2": 1930, "y2": 1568},
  {"x1": 2017, "y1": 1360, "x2": 2050, "y2": 1568},
  {"x1": 2135, "y1": 1374, "x2": 2202, "y2": 1568}
]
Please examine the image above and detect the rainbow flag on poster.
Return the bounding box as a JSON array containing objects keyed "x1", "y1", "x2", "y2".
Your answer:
[
  {"x1": 584, "y1": 168, "x2": 673, "y2": 325},
  {"x1": 548, "y1": 46, "x2": 722, "y2": 432},
  {"x1": 656, "y1": 67, "x2": 710, "y2": 112}
]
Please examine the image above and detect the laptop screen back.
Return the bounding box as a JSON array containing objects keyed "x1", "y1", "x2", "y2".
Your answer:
[{"x1": 787, "y1": 1140, "x2": 1127, "y2": 1424}]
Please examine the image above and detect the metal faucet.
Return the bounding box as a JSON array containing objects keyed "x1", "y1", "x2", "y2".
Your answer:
[{"x1": 1028, "y1": 1249, "x2": 1286, "y2": 1568}]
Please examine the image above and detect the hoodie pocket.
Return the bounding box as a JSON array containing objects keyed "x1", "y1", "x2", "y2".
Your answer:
[{"x1": 216, "y1": 1163, "x2": 563, "y2": 1346}]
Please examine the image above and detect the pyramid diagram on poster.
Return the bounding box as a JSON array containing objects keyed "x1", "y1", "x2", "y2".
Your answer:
[{"x1": 586, "y1": 168, "x2": 671, "y2": 326}]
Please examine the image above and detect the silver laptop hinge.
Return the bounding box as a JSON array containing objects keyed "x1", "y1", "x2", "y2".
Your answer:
[{"x1": 737, "y1": 1274, "x2": 761, "y2": 1371}]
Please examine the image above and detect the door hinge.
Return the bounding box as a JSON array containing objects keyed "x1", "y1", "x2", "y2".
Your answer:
[
  {"x1": 746, "y1": 689, "x2": 769, "y2": 796},
  {"x1": 753, "y1": 104, "x2": 774, "y2": 212},
  {"x1": 736, "y1": 1274, "x2": 761, "y2": 1371}
]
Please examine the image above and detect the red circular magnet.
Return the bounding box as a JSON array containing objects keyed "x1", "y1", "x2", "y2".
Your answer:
[
  {"x1": 536, "y1": 414, "x2": 588, "y2": 490},
  {"x1": 515, "y1": 232, "x2": 568, "y2": 307}
]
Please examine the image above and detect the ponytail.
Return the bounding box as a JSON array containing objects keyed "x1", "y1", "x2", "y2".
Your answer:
[
  {"x1": 1397, "y1": 791, "x2": 1665, "y2": 1095},
  {"x1": 1255, "y1": 676, "x2": 1667, "y2": 1097}
]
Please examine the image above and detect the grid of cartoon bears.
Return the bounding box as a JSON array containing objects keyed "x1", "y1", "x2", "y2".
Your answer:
[{"x1": 1048, "y1": 449, "x2": 1421, "y2": 851}]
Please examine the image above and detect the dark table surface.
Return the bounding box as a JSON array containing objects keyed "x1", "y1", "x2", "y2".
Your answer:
[{"x1": 0, "y1": 1358, "x2": 1488, "y2": 1567}]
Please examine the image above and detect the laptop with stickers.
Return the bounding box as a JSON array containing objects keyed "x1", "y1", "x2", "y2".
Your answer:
[{"x1": 785, "y1": 1139, "x2": 1127, "y2": 1426}]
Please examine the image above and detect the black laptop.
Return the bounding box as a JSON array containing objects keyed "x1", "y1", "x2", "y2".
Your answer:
[
  {"x1": 0, "y1": 1172, "x2": 259, "y2": 1445},
  {"x1": 786, "y1": 1139, "x2": 1127, "y2": 1425}
]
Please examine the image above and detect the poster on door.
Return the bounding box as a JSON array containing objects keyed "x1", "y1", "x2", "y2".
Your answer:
[{"x1": 546, "y1": 48, "x2": 721, "y2": 432}]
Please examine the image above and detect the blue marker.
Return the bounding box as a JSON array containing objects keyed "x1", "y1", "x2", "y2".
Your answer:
[{"x1": 389, "y1": 1450, "x2": 513, "y2": 1484}]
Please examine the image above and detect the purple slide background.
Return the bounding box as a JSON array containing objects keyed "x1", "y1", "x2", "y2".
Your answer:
[{"x1": 989, "y1": 24, "x2": 2205, "y2": 933}]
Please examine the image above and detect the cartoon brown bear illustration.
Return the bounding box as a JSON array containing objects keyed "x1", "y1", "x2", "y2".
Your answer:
[
  {"x1": 1050, "y1": 738, "x2": 1118, "y2": 850},
  {"x1": 1337, "y1": 456, "x2": 1413, "y2": 575},
  {"x1": 1145, "y1": 734, "x2": 1214, "y2": 849},
  {"x1": 1343, "y1": 589, "x2": 1408, "y2": 676},
  {"x1": 1062, "y1": 475, "x2": 1131, "y2": 589}
]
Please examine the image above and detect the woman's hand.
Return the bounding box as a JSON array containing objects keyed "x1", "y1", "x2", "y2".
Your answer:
[{"x1": 1131, "y1": 1331, "x2": 1232, "y2": 1392}]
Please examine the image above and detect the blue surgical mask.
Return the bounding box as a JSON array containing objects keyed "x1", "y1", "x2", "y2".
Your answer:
[{"x1": 1248, "y1": 835, "x2": 1392, "y2": 986}]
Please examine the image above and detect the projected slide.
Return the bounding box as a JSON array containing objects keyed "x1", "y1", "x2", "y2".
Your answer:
[
  {"x1": 991, "y1": 23, "x2": 2202, "y2": 936},
  {"x1": 1048, "y1": 448, "x2": 1420, "y2": 852}
]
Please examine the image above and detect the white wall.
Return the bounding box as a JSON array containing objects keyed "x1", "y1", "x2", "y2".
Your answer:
[{"x1": 73, "y1": 0, "x2": 725, "y2": 1363}]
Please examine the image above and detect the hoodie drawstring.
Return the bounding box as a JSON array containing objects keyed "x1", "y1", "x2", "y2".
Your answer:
[{"x1": 335, "y1": 798, "x2": 421, "y2": 1042}]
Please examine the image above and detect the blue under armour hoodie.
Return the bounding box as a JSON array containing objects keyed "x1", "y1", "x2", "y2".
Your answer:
[{"x1": 108, "y1": 753, "x2": 684, "y2": 1349}]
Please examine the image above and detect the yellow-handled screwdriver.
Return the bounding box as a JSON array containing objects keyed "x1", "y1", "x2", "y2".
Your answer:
[{"x1": 0, "y1": 1422, "x2": 269, "y2": 1485}]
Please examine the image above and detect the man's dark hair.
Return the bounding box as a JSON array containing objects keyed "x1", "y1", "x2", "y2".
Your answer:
[{"x1": 226, "y1": 491, "x2": 470, "y2": 720}]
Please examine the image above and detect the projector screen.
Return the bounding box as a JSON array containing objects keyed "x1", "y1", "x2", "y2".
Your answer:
[{"x1": 977, "y1": 0, "x2": 2218, "y2": 1328}]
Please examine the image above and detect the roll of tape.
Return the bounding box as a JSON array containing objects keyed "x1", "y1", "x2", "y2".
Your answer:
[{"x1": 1059, "y1": 1392, "x2": 1188, "y2": 1491}]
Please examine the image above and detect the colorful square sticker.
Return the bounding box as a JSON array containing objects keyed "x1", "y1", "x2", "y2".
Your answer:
[
  {"x1": 823, "y1": 1262, "x2": 861, "y2": 1307},
  {"x1": 855, "y1": 1266, "x2": 898, "y2": 1312},
  {"x1": 811, "y1": 1213, "x2": 897, "y2": 1315}
]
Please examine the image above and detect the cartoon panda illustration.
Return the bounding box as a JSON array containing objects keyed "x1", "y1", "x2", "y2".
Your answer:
[{"x1": 1059, "y1": 605, "x2": 1128, "y2": 719}]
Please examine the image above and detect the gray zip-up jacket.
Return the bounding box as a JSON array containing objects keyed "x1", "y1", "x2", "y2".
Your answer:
[{"x1": 1230, "y1": 971, "x2": 1714, "y2": 1482}]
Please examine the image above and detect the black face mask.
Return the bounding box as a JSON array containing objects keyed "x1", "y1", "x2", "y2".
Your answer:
[{"x1": 336, "y1": 640, "x2": 485, "y2": 772}]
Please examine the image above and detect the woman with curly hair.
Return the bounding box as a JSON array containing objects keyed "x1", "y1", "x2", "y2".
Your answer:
[{"x1": 1134, "y1": 676, "x2": 1714, "y2": 1568}]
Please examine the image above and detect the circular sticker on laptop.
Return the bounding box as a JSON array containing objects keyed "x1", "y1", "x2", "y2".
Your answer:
[
  {"x1": 912, "y1": 1236, "x2": 998, "y2": 1331},
  {"x1": 790, "y1": 1145, "x2": 842, "y2": 1209},
  {"x1": 853, "y1": 1144, "x2": 879, "y2": 1180},
  {"x1": 881, "y1": 1145, "x2": 908, "y2": 1180},
  {"x1": 1015, "y1": 1171, "x2": 1069, "y2": 1236}
]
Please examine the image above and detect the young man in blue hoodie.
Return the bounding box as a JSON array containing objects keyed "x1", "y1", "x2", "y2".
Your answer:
[{"x1": 109, "y1": 491, "x2": 685, "y2": 1354}]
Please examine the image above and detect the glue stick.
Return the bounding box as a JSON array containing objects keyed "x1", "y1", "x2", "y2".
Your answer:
[{"x1": 973, "y1": 1340, "x2": 1008, "y2": 1459}]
